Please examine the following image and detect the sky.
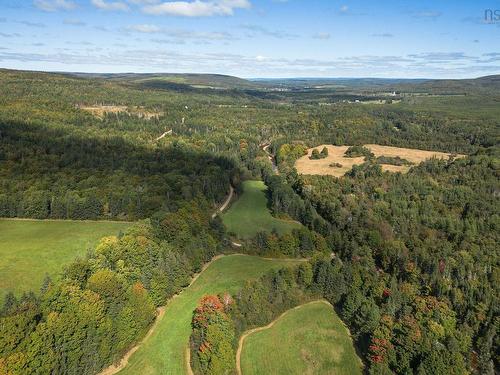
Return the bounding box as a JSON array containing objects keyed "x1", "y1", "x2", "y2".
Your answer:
[{"x1": 0, "y1": 0, "x2": 499, "y2": 78}]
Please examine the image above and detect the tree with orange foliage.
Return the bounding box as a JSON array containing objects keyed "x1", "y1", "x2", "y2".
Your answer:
[{"x1": 190, "y1": 295, "x2": 235, "y2": 375}]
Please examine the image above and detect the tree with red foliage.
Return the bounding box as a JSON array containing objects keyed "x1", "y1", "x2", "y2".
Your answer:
[{"x1": 190, "y1": 295, "x2": 235, "y2": 375}]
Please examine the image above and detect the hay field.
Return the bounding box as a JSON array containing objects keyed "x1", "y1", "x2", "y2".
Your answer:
[
  {"x1": 118, "y1": 255, "x2": 303, "y2": 375},
  {"x1": 295, "y1": 144, "x2": 464, "y2": 177}
]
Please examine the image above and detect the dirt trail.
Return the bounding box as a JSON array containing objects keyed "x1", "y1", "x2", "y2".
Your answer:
[
  {"x1": 97, "y1": 254, "x2": 226, "y2": 375},
  {"x1": 261, "y1": 143, "x2": 279, "y2": 174},
  {"x1": 211, "y1": 185, "x2": 234, "y2": 219},
  {"x1": 235, "y1": 300, "x2": 331, "y2": 375},
  {"x1": 155, "y1": 129, "x2": 172, "y2": 141}
]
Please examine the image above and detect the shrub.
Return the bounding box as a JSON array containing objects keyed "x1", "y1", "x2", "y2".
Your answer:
[{"x1": 344, "y1": 145, "x2": 374, "y2": 159}]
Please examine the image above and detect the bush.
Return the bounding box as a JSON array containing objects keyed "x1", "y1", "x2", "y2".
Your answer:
[
  {"x1": 344, "y1": 145, "x2": 374, "y2": 159},
  {"x1": 374, "y1": 156, "x2": 413, "y2": 166},
  {"x1": 310, "y1": 147, "x2": 329, "y2": 160}
]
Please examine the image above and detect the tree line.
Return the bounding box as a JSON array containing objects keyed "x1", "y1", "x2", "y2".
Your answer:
[{"x1": 0, "y1": 199, "x2": 227, "y2": 374}]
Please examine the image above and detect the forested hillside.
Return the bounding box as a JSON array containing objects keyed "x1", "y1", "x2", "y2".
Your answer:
[
  {"x1": 0, "y1": 69, "x2": 498, "y2": 374},
  {"x1": 298, "y1": 153, "x2": 499, "y2": 374}
]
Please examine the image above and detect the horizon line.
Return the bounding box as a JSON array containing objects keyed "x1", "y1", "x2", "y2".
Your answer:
[{"x1": 1, "y1": 67, "x2": 498, "y2": 81}]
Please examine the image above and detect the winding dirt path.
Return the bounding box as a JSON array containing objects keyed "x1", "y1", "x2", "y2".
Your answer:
[
  {"x1": 261, "y1": 143, "x2": 279, "y2": 174},
  {"x1": 98, "y1": 307, "x2": 166, "y2": 375},
  {"x1": 155, "y1": 129, "x2": 172, "y2": 141},
  {"x1": 212, "y1": 185, "x2": 234, "y2": 219},
  {"x1": 100, "y1": 187, "x2": 237, "y2": 375},
  {"x1": 97, "y1": 255, "x2": 226, "y2": 375},
  {"x1": 235, "y1": 300, "x2": 331, "y2": 375}
]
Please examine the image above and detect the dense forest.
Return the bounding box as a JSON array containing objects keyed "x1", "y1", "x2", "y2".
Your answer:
[
  {"x1": 190, "y1": 149, "x2": 499, "y2": 375},
  {"x1": 263, "y1": 147, "x2": 499, "y2": 374},
  {"x1": 0, "y1": 69, "x2": 498, "y2": 374},
  {"x1": 0, "y1": 120, "x2": 234, "y2": 220}
]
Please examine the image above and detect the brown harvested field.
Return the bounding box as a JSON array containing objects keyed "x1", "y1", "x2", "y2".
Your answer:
[{"x1": 295, "y1": 144, "x2": 464, "y2": 177}]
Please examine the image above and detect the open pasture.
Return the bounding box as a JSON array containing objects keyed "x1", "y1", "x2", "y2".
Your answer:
[
  {"x1": 79, "y1": 104, "x2": 162, "y2": 119},
  {"x1": 118, "y1": 255, "x2": 303, "y2": 375},
  {"x1": 240, "y1": 300, "x2": 363, "y2": 375},
  {"x1": 0, "y1": 219, "x2": 130, "y2": 301},
  {"x1": 295, "y1": 144, "x2": 464, "y2": 177},
  {"x1": 222, "y1": 180, "x2": 301, "y2": 239}
]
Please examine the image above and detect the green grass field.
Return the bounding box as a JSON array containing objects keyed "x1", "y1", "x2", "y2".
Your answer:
[
  {"x1": 0, "y1": 219, "x2": 130, "y2": 301},
  {"x1": 119, "y1": 255, "x2": 303, "y2": 375},
  {"x1": 240, "y1": 301, "x2": 363, "y2": 375},
  {"x1": 222, "y1": 180, "x2": 301, "y2": 239}
]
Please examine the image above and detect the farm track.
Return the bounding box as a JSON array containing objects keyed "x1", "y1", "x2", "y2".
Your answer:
[
  {"x1": 212, "y1": 185, "x2": 234, "y2": 219},
  {"x1": 155, "y1": 129, "x2": 172, "y2": 141},
  {"x1": 101, "y1": 175, "x2": 301, "y2": 375},
  {"x1": 105, "y1": 254, "x2": 306, "y2": 375},
  {"x1": 97, "y1": 254, "x2": 226, "y2": 375},
  {"x1": 235, "y1": 300, "x2": 331, "y2": 375},
  {"x1": 262, "y1": 143, "x2": 279, "y2": 174}
]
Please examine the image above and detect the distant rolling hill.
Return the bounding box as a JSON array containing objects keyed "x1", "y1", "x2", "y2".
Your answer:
[
  {"x1": 3, "y1": 68, "x2": 499, "y2": 95},
  {"x1": 394, "y1": 74, "x2": 500, "y2": 94},
  {"x1": 66, "y1": 72, "x2": 261, "y2": 90}
]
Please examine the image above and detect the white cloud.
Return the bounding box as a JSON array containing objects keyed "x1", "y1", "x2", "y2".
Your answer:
[
  {"x1": 33, "y1": 0, "x2": 76, "y2": 12},
  {"x1": 125, "y1": 25, "x2": 235, "y2": 43},
  {"x1": 91, "y1": 0, "x2": 129, "y2": 11},
  {"x1": 371, "y1": 33, "x2": 394, "y2": 38},
  {"x1": 312, "y1": 32, "x2": 330, "y2": 40},
  {"x1": 240, "y1": 24, "x2": 297, "y2": 39},
  {"x1": 170, "y1": 30, "x2": 234, "y2": 40},
  {"x1": 412, "y1": 11, "x2": 442, "y2": 19},
  {"x1": 143, "y1": 0, "x2": 251, "y2": 17},
  {"x1": 127, "y1": 0, "x2": 160, "y2": 3},
  {"x1": 127, "y1": 24, "x2": 161, "y2": 32},
  {"x1": 17, "y1": 20, "x2": 47, "y2": 27},
  {"x1": 64, "y1": 18, "x2": 86, "y2": 26}
]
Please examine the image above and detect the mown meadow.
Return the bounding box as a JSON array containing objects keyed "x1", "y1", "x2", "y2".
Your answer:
[
  {"x1": 222, "y1": 180, "x2": 301, "y2": 239},
  {"x1": 240, "y1": 301, "x2": 363, "y2": 375},
  {"x1": 0, "y1": 219, "x2": 130, "y2": 302}
]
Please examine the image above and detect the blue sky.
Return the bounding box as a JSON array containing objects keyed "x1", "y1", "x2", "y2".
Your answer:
[{"x1": 0, "y1": 0, "x2": 499, "y2": 78}]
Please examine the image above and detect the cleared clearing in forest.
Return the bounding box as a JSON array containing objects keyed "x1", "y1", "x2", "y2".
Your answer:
[
  {"x1": 295, "y1": 144, "x2": 464, "y2": 177},
  {"x1": 0, "y1": 219, "x2": 130, "y2": 302},
  {"x1": 79, "y1": 105, "x2": 162, "y2": 119},
  {"x1": 239, "y1": 300, "x2": 363, "y2": 375},
  {"x1": 222, "y1": 181, "x2": 301, "y2": 239}
]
